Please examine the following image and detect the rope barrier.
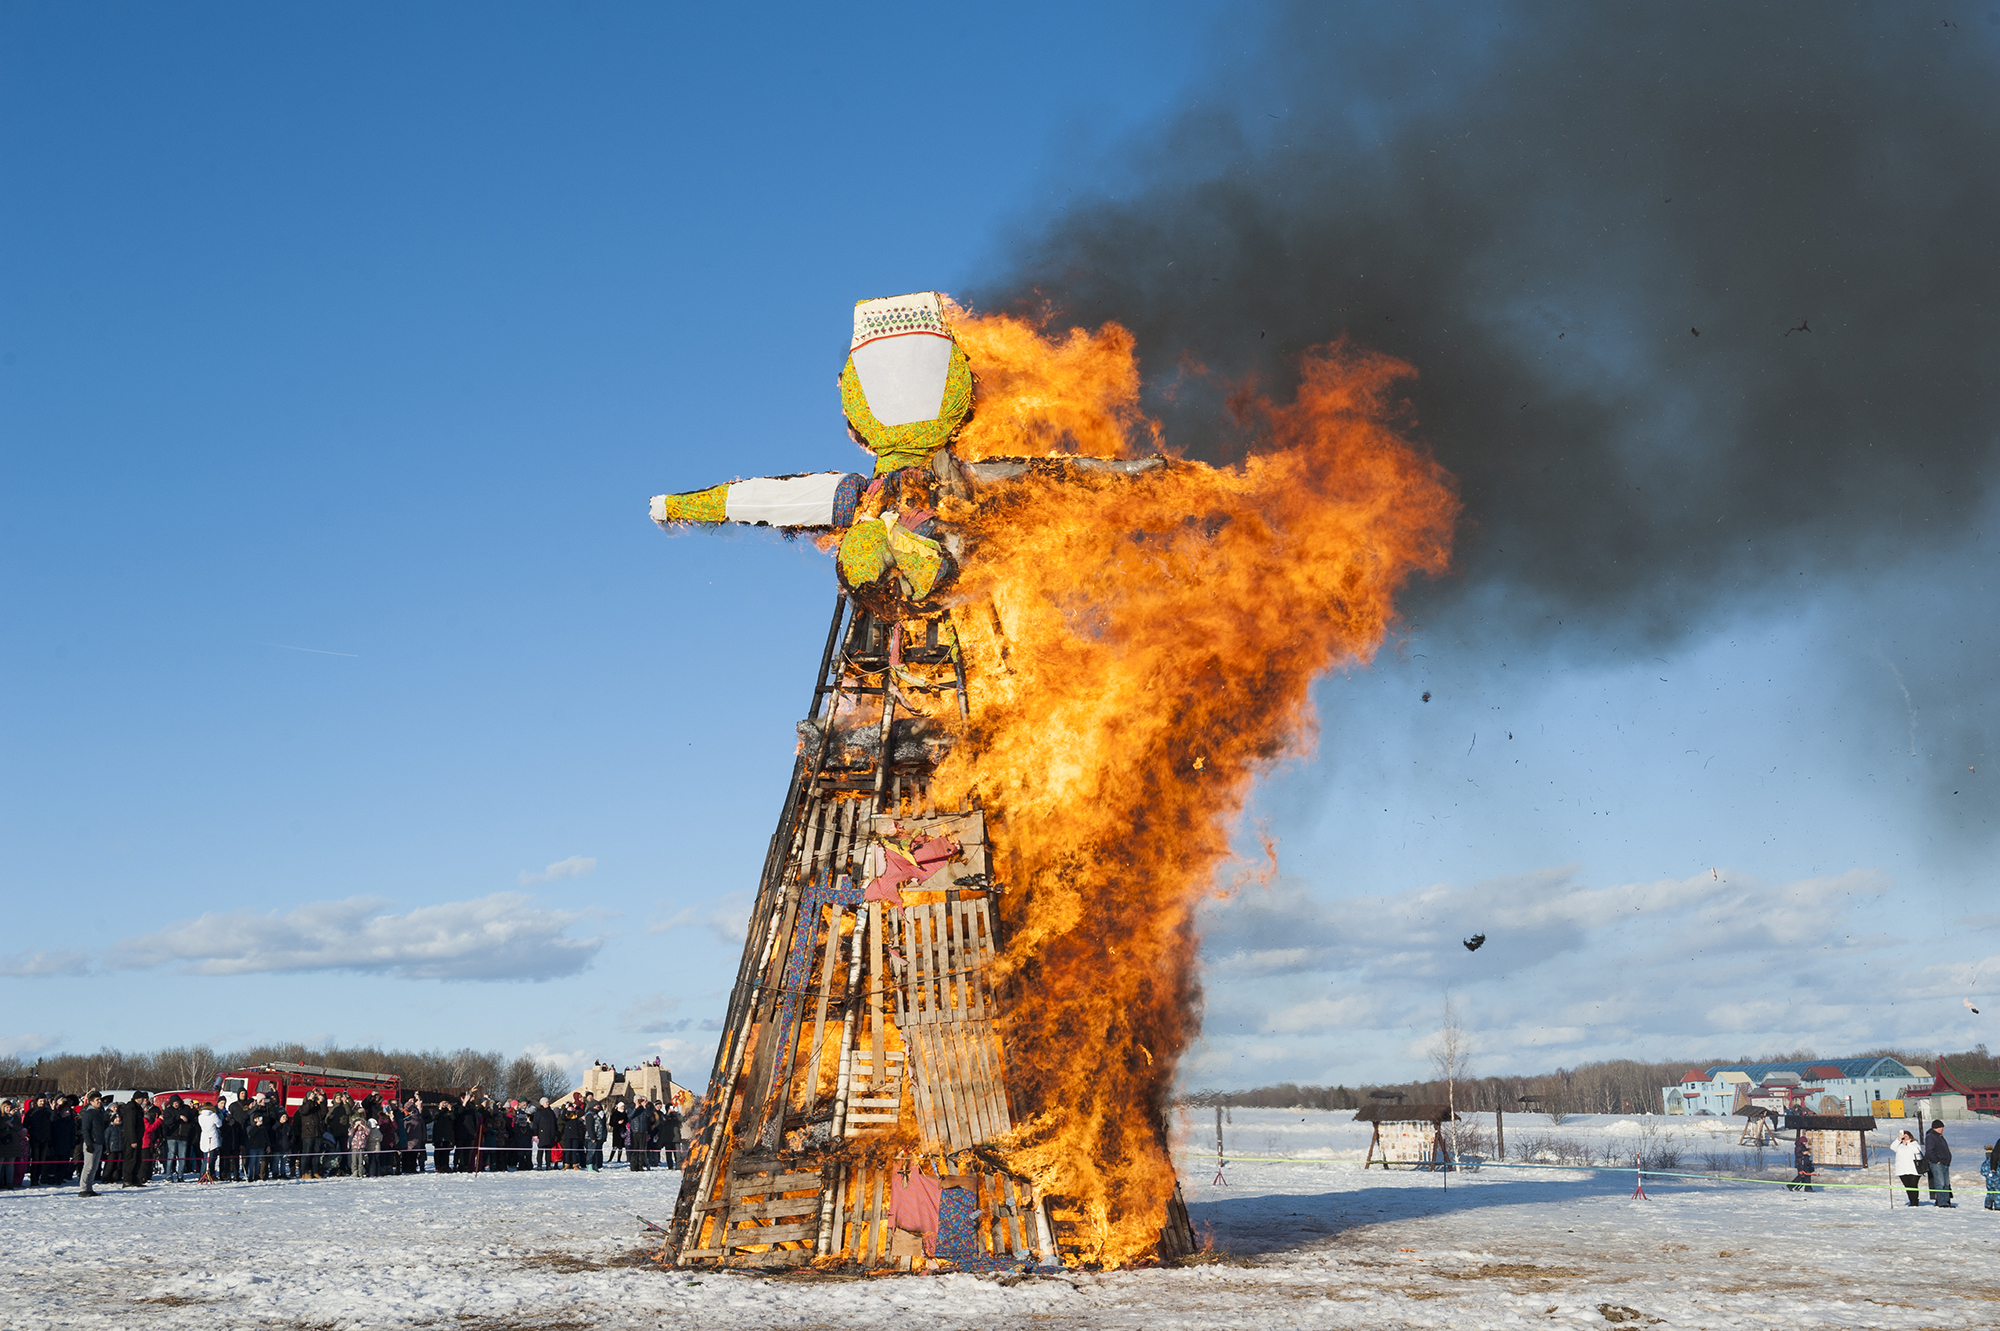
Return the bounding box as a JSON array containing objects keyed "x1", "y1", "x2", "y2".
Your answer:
[{"x1": 1171, "y1": 1151, "x2": 1986, "y2": 1195}]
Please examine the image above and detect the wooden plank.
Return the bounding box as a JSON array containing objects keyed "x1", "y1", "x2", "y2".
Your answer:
[
  {"x1": 965, "y1": 901, "x2": 1009, "y2": 1140},
  {"x1": 725, "y1": 1195, "x2": 826, "y2": 1221},
  {"x1": 941, "y1": 903, "x2": 988, "y2": 1146},
  {"x1": 945, "y1": 904, "x2": 986, "y2": 1147},
  {"x1": 999, "y1": 1174, "x2": 1029, "y2": 1255},
  {"x1": 905, "y1": 904, "x2": 940, "y2": 1138},
  {"x1": 868, "y1": 900, "x2": 886, "y2": 1089},
  {"x1": 944, "y1": 891, "x2": 992, "y2": 1143},
  {"x1": 830, "y1": 905, "x2": 868, "y2": 1137},
  {"x1": 843, "y1": 1112, "x2": 901, "y2": 1124},
  {"x1": 924, "y1": 895, "x2": 972, "y2": 1143},
  {"x1": 724, "y1": 1221, "x2": 820, "y2": 1245},
  {"x1": 729, "y1": 1170, "x2": 823, "y2": 1195},
  {"x1": 969, "y1": 897, "x2": 1013, "y2": 1134}
]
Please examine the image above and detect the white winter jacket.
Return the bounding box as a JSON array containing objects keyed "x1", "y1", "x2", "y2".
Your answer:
[
  {"x1": 1890, "y1": 1137, "x2": 1923, "y2": 1175},
  {"x1": 198, "y1": 1108, "x2": 222, "y2": 1152}
]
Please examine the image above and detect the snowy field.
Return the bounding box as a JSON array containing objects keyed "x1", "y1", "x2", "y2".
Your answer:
[{"x1": 5, "y1": 1111, "x2": 1998, "y2": 1330}]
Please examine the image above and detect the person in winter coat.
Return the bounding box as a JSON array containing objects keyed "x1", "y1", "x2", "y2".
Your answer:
[
  {"x1": 0, "y1": 1099, "x2": 18, "y2": 1191},
  {"x1": 273, "y1": 1105, "x2": 297, "y2": 1179},
  {"x1": 197, "y1": 1104, "x2": 222, "y2": 1181},
  {"x1": 627, "y1": 1100, "x2": 654, "y2": 1172},
  {"x1": 531, "y1": 1099, "x2": 558, "y2": 1170},
  {"x1": 78, "y1": 1092, "x2": 109, "y2": 1196},
  {"x1": 403, "y1": 1098, "x2": 427, "y2": 1175},
  {"x1": 1786, "y1": 1134, "x2": 1815, "y2": 1192},
  {"x1": 1890, "y1": 1129, "x2": 1924, "y2": 1206},
  {"x1": 1979, "y1": 1140, "x2": 1999, "y2": 1211},
  {"x1": 431, "y1": 1099, "x2": 456, "y2": 1173},
  {"x1": 295, "y1": 1096, "x2": 325, "y2": 1180},
  {"x1": 347, "y1": 1115, "x2": 372, "y2": 1177},
  {"x1": 584, "y1": 1101, "x2": 607, "y2": 1172},
  {"x1": 664, "y1": 1106, "x2": 684, "y2": 1168},
  {"x1": 559, "y1": 1102, "x2": 585, "y2": 1169},
  {"x1": 608, "y1": 1101, "x2": 628, "y2": 1166},
  {"x1": 162, "y1": 1097, "x2": 194, "y2": 1181},
  {"x1": 47, "y1": 1099, "x2": 78, "y2": 1187},
  {"x1": 1923, "y1": 1120, "x2": 1955, "y2": 1206},
  {"x1": 245, "y1": 1098, "x2": 275, "y2": 1181},
  {"x1": 117, "y1": 1092, "x2": 151, "y2": 1188},
  {"x1": 25, "y1": 1096, "x2": 52, "y2": 1186},
  {"x1": 456, "y1": 1098, "x2": 482, "y2": 1173}
]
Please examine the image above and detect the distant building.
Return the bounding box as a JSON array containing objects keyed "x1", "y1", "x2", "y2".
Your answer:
[
  {"x1": 1910, "y1": 1059, "x2": 2000, "y2": 1119},
  {"x1": 1662, "y1": 1057, "x2": 1922, "y2": 1117}
]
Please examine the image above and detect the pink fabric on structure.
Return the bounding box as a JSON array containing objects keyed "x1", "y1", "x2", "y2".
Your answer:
[
  {"x1": 889, "y1": 1165, "x2": 944, "y2": 1256},
  {"x1": 863, "y1": 872, "x2": 906, "y2": 903}
]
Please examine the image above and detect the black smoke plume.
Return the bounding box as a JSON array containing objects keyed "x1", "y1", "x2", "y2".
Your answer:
[{"x1": 979, "y1": 2, "x2": 2000, "y2": 639}]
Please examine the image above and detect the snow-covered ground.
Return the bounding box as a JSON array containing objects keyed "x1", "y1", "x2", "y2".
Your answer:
[{"x1": 5, "y1": 1111, "x2": 1997, "y2": 1329}]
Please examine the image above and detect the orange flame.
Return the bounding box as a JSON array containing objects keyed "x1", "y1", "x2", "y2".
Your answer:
[
  {"x1": 950, "y1": 303, "x2": 1160, "y2": 460},
  {"x1": 932, "y1": 310, "x2": 1458, "y2": 1265}
]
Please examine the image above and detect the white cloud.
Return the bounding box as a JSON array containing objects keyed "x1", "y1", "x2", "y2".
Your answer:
[
  {"x1": 649, "y1": 891, "x2": 750, "y2": 946},
  {"x1": 645, "y1": 1035, "x2": 715, "y2": 1078},
  {"x1": 111, "y1": 893, "x2": 601, "y2": 981},
  {"x1": 1190, "y1": 863, "x2": 1987, "y2": 1088},
  {"x1": 0, "y1": 949, "x2": 91, "y2": 978},
  {"x1": 519, "y1": 855, "x2": 597, "y2": 886},
  {"x1": 0, "y1": 1032, "x2": 63, "y2": 1058}
]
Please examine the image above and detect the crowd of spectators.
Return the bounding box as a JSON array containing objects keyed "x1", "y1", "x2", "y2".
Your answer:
[{"x1": 0, "y1": 1085, "x2": 685, "y2": 1195}]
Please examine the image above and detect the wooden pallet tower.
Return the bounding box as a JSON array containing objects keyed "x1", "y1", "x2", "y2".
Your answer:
[
  {"x1": 667, "y1": 592, "x2": 1067, "y2": 1271},
  {"x1": 652, "y1": 291, "x2": 1199, "y2": 1271}
]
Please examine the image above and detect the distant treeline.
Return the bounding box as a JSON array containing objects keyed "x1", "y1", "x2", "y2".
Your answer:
[
  {"x1": 0, "y1": 1043, "x2": 575, "y2": 1102},
  {"x1": 1183, "y1": 1045, "x2": 2000, "y2": 1116}
]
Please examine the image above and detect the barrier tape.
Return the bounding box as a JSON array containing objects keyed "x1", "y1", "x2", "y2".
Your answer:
[{"x1": 1176, "y1": 1151, "x2": 1992, "y2": 1195}]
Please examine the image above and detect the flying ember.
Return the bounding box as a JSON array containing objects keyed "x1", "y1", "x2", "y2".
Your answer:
[{"x1": 647, "y1": 294, "x2": 1457, "y2": 1271}]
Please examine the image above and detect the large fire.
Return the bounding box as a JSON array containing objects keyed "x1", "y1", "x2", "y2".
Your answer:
[{"x1": 926, "y1": 305, "x2": 1459, "y2": 1265}]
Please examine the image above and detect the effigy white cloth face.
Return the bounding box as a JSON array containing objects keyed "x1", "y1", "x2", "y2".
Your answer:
[
  {"x1": 722, "y1": 472, "x2": 849, "y2": 526},
  {"x1": 850, "y1": 292, "x2": 955, "y2": 427}
]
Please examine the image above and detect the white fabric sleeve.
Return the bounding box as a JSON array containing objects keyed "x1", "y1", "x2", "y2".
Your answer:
[{"x1": 723, "y1": 472, "x2": 847, "y2": 527}]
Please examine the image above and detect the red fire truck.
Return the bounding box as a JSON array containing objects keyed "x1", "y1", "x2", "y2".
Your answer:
[{"x1": 195, "y1": 1062, "x2": 403, "y2": 1110}]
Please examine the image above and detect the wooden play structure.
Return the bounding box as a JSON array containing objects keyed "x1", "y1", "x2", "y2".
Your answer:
[{"x1": 1355, "y1": 1103, "x2": 1460, "y2": 1169}]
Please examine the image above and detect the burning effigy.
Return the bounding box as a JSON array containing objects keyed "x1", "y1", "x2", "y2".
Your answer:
[{"x1": 651, "y1": 293, "x2": 1458, "y2": 1271}]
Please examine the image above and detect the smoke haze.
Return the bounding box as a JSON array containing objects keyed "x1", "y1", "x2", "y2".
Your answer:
[{"x1": 980, "y1": 2, "x2": 2000, "y2": 635}]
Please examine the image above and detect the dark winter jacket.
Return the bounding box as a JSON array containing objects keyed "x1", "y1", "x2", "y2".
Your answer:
[
  {"x1": 431, "y1": 1106, "x2": 456, "y2": 1147},
  {"x1": 297, "y1": 1102, "x2": 323, "y2": 1147},
  {"x1": 664, "y1": 1109, "x2": 683, "y2": 1149},
  {"x1": 49, "y1": 1104, "x2": 77, "y2": 1153},
  {"x1": 1924, "y1": 1128, "x2": 1952, "y2": 1167},
  {"x1": 80, "y1": 1104, "x2": 108, "y2": 1151},
  {"x1": 116, "y1": 1098, "x2": 145, "y2": 1145},
  {"x1": 532, "y1": 1106, "x2": 558, "y2": 1141}
]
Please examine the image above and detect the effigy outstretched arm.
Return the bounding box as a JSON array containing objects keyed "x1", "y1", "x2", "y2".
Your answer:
[{"x1": 650, "y1": 471, "x2": 864, "y2": 530}]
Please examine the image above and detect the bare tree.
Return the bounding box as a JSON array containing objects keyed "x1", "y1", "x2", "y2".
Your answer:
[
  {"x1": 535, "y1": 1058, "x2": 573, "y2": 1101},
  {"x1": 503, "y1": 1055, "x2": 541, "y2": 1101},
  {"x1": 1431, "y1": 993, "x2": 1473, "y2": 1157}
]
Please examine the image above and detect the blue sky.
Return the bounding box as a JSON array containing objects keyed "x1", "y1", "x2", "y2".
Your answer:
[{"x1": 5, "y1": 2, "x2": 1997, "y2": 1092}]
